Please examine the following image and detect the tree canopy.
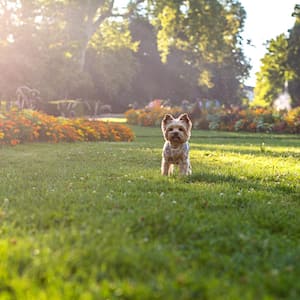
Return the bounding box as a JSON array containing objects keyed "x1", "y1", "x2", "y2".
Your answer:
[
  {"x1": 0, "y1": 0, "x2": 250, "y2": 113},
  {"x1": 254, "y1": 4, "x2": 300, "y2": 108},
  {"x1": 288, "y1": 4, "x2": 300, "y2": 106}
]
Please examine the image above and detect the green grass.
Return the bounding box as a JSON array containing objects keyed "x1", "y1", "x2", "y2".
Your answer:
[{"x1": 0, "y1": 126, "x2": 299, "y2": 299}]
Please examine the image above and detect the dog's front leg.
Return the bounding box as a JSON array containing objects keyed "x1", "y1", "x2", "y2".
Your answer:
[
  {"x1": 179, "y1": 161, "x2": 191, "y2": 176},
  {"x1": 161, "y1": 158, "x2": 169, "y2": 176},
  {"x1": 161, "y1": 159, "x2": 173, "y2": 176}
]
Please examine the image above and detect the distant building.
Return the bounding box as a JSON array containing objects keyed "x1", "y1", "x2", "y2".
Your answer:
[
  {"x1": 244, "y1": 85, "x2": 254, "y2": 102},
  {"x1": 273, "y1": 81, "x2": 291, "y2": 111}
]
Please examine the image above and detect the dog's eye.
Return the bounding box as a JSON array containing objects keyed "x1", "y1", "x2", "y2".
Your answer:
[
  {"x1": 168, "y1": 128, "x2": 173, "y2": 131},
  {"x1": 179, "y1": 128, "x2": 183, "y2": 131}
]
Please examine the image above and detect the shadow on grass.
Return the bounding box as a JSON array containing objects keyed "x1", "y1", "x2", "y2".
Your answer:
[{"x1": 186, "y1": 171, "x2": 297, "y2": 195}]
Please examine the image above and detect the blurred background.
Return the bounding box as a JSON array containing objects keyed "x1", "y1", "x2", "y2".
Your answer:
[{"x1": 0, "y1": 0, "x2": 299, "y2": 116}]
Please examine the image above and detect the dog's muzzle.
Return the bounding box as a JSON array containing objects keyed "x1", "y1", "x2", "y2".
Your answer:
[{"x1": 171, "y1": 132, "x2": 181, "y2": 141}]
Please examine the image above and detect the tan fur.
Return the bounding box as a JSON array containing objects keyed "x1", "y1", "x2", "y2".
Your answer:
[{"x1": 161, "y1": 113, "x2": 192, "y2": 176}]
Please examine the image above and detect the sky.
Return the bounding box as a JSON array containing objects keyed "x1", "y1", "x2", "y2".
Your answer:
[{"x1": 116, "y1": 0, "x2": 298, "y2": 87}]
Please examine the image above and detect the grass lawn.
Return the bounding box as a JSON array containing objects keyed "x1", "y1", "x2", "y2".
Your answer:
[{"x1": 0, "y1": 126, "x2": 299, "y2": 299}]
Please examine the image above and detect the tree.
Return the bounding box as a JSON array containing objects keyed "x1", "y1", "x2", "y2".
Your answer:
[
  {"x1": 147, "y1": 0, "x2": 250, "y2": 105},
  {"x1": 127, "y1": 17, "x2": 196, "y2": 106},
  {"x1": 32, "y1": 0, "x2": 140, "y2": 103},
  {"x1": 86, "y1": 20, "x2": 139, "y2": 111},
  {"x1": 253, "y1": 34, "x2": 288, "y2": 107},
  {"x1": 0, "y1": 0, "x2": 251, "y2": 112},
  {"x1": 33, "y1": 0, "x2": 143, "y2": 71},
  {"x1": 254, "y1": 5, "x2": 300, "y2": 108},
  {"x1": 287, "y1": 4, "x2": 300, "y2": 106},
  {"x1": 0, "y1": 0, "x2": 141, "y2": 110}
]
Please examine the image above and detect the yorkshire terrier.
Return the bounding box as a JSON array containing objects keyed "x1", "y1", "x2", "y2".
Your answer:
[{"x1": 161, "y1": 113, "x2": 192, "y2": 176}]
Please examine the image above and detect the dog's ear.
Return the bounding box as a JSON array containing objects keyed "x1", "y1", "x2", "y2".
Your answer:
[
  {"x1": 178, "y1": 113, "x2": 192, "y2": 133},
  {"x1": 162, "y1": 114, "x2": 174, "y2": 126},
  {"x1": 179, "y1": 113, "x2": 192, "y2": 125},
  {"x1": 161, "y1": 114, "x2": 174, "y2": 132},
  {"x1": 163, "y1": 114, "x2": 174, "y2": 123}
]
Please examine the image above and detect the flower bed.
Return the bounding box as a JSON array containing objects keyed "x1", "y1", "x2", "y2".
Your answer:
[
  {"x1": 0, "y1": 110, "x2": 134, "y2": 146},
  {"x1": 125, "y1": 105, "x2": 300, "y2": 134},
  {"x1": 125, "y1": 106, "x2": 182, "y2": 127},
  {"x1": 205, "y1": 106, "x2": 300, "y2": 133}
]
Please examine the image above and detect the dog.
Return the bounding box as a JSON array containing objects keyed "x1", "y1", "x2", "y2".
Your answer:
[{"x1": 161, "y1": 113, "x2": 192, "y2": 176}]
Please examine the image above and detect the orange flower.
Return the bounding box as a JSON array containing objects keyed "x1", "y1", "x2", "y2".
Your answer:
[
  {"x1": 10, "y1": 139, "x2": 20, "y2": 146},
  {"x1": 0, "y1": 109, "x2": 134, "y2": 145}
]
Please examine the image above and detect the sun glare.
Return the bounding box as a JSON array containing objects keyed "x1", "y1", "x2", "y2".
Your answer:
[
  {"x1": 0, "y1": 0, "x2": 21, "y2": 12},
  {"x1": 6, "y1": 33, "x2": 14, "y2": 43}
]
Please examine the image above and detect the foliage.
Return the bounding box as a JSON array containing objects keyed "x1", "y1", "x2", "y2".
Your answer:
[
  {"x1": 284, "y1": 106, "x2": 300, "y2": 133},
  {"x1": 288, "y1": 4, "x2": 300, "y2": 106},
  {"x1": 149, "y1": 0, "x2": 250, "y2": 104},
  {"x1": 253, "y1": 34, "x2": 289, "y2": 107},
  {"x1": 128, "y1": 18, "x2": 196, "y2": 106},
  {"x1": 0, "y1": 109, "x2": 134, "y2": 145},
  {"x1": 0, "y1": 0, "x2": 250, "y2": 111},
  {"x1": 0, "y1": 127, "x2": 299, "y2": 299},
  {"x1": 254, "y1": 5, "x2": 300, "y2": 108},
  {"x1": 126, "y1": 105, "x2": 300, "y2": 134},
  {"x1": 0, "y1": 0, "x2": 140, "y2": 110}
]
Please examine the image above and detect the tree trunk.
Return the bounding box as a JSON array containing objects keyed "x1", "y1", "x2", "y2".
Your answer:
[{"x1": 78, "y1": 0, "x2": 115, "y2": 72}]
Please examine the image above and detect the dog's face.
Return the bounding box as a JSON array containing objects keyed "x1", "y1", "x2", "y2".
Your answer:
[{"x1": 161, "y1": 113, "x2": 192, "y2": 145}]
